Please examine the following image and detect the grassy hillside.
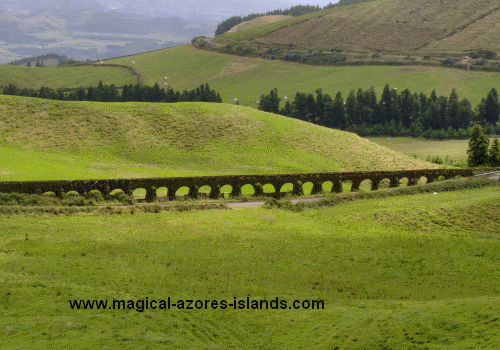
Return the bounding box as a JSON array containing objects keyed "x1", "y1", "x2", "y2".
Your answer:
[
  {"x1": 1, "y1": 186, "x2": 500, "y2": 348},
  {"x1": 214, "y1": 0, "x2": 500, "y2": 56},
  {"x1": 1, "y1": 44, "x2": 500, "y2": 108},
  {"x1": 226, "y1": 15, "x2": 292, "y2": 33},
  {"x1": 0, "y1": 95, "x2": 433, "y2": 181},
  {"x1": 106, "y1": 45, "x2": 500, "y2": 108},
  {"x1": 0, "y1": 64, "x2": 138, "y2": 90}
]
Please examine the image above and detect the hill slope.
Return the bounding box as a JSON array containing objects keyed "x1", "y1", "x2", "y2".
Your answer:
[
  {"x1": 215, "y1": 0, "x2": 500, "y2": 55},
  {"x1": 0, "y1": 95, "x2": 434, "y2": 181},
  {"x1": 106, "y1": 45, "x2": 500, "y2": 108}
]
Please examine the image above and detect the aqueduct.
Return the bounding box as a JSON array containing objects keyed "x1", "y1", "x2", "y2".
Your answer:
[{"x1": 0, "y1": 168, "x2": 482, "y2": 202}]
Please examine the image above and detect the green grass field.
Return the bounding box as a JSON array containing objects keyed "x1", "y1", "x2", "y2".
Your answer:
[
  {"x1": 106, "y1": 45, "x2": 500, "y2": 108},
  {"x1": 1, "y1": 186, "x2": 499, "y2": 349},
  {"x1": 368, "y1": 137, "x2": 470, "y2": 161},
  {"x1": 0, "y1": 64, "x2": 138, "y2": 91},
  {"x1": 2, "y1": 44, "x2": 500, "y2": 110},
  {"x1": 0, "y1": 95, "x2": 433, "y2": 182}
]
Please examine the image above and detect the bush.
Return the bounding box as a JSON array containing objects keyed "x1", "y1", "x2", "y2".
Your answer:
[
  {"x1": 64, "y1": 191, "x2": 80, "y2": 198},
  {"x1": 442, "y1": 57, "x2": 459, "y2": 65},
  {"x1": 264, "y1": 48, "x2": 276, "y2": 55},
  {"x1": 472, "y1": 59, "x2": 488, "y2": 66},
  {"x1": 283, "y1": 50, "x2": 296, "y2": 61},
  {"x1": 331, "y1": 48, "x2": 343, "y2": 52},
  {"x1": 372, "y1": 53, "x2": 380, "y2": 58},
  {"x1": 87, "y1": 190, "x2": 103, "y2": 202},
  {"x1": 423, "y1": 55, "x2": 431, "y2": 60},
  {"x1": 43, "y1": 191, "x2": 56, "y2": 197},
  {"x1": 66, "y1": 196, "x2": 85, "y2": 207},
  {"x1": 110, "y1": 190, "x2": 135, "y2": 205}
]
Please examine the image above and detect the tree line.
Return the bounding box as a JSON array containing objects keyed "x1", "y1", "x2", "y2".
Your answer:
[
  {"x1": 1, "y1": 81, "x2": 223, "y2": 104},
  {"x1": 258, "y1": 85, "x2": 500, "y2": 139}
]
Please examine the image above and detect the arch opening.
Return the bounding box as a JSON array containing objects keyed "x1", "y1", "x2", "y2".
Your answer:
[
  {"x1": 378, "y1": 178, "x2": 391, "y2": 189},
  {"x1": 175, "y1": 186, "x2": 190, "y2": 198},
  {"x1": 322, "y1": 181, "x2": 333, "y2": 193},
  {"x1": 132, "y1": 188, "x2": 146, "y2": 201},
  {"x1": 359, "y1": 179, "x2": 372, "y2": 191},
  {"x1": 156, "y1": 187, "x2": 169, "y2": 202},
  {"x1": 262, "y1": 184, "x2": 277, "y2": 194},
  {"x1": 241, "y1": 184, "x2": 255, "y2": 196},
  {"x1": 220, "y1": 185, "x2": 233, "y2": 198}
]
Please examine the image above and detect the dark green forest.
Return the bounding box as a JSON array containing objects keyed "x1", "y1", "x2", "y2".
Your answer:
[
  {"x1": 258, "y1": 85, "x2": 500, "y2": 139},
  {"x1": 1, "y1": 81, "x2": 222, "y2": 104}
]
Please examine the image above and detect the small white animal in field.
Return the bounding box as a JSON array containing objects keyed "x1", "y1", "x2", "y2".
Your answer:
[{"x1": 132, "y1": 61, "x2": 135, "y2": 64}]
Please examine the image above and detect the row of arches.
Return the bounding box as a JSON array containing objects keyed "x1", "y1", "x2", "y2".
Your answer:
[
  {"x1": 1, "y1": 169, "x2": 474, "y2": 202},
  {"x1": 94, "y1": 176, "x2": 445, "y2": 202}
]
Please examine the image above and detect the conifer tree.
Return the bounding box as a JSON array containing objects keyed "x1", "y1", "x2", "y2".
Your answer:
[
  {"x1": 489, "y1": 138, "x2": 500, "y2": 167},
  {"x1": 467, "y1": 124, "x2": 490, "y2": 166}
]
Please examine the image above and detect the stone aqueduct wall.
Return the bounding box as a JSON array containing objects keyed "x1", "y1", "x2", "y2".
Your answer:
[{"x1": 0, "y1": 169, "x2": 478, "y2": 202}]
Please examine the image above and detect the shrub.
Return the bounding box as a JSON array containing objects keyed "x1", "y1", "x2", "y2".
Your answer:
[
  {"x1": 66, "y1": 196, "x2": 85, "y2": 206},
  {"x1": 64, "y1": 191, "x2": 80, "y2": 198},
  {"x1": 331, "y1": 48, "x2": 343, "y2": 52},
  {"x1": 111, "y1": 190, "x2": 135, "y2": 205},
  {"x1": 283, "y1": 50, "x2": 296, "y2": 61},
  {"x1": 472, "y1": 59, "x2": 488, "y2": 66},
  {"x1": 43, "y1": 191, "x2": 56, "y2": 197},
  {"x1": 372, "y1": 53, "x2": 380, "y2": 58},
  {"x1": 264, "y1": 48, "x2": 276, "y2": 55},
  {"x1": 87, "y1": 190, "x2": 103, "y2": 202},
  {"x1": 442, "y1": 57, "x2": 459, "y2": 65},
  {"x1": 423, "y1": 55, "x2": 431, "y2": 60}
]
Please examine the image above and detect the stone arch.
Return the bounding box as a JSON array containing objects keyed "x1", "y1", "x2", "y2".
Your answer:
[
  {"x1": 132, "y1": 188, "x2": 147, "y2": 201},
  {"x1": 217, "y1": 184, "x2": 233, "y2": 199},
  {"x1": 156, "y1": 187, "x2": 169, "y2": 202},
  {"x1": 322, "y1": 180, "x2": 333, "y2": 193},
  {"x1": 377, "y1": 178, "x2": 391, "y2": 189},
  {"x1": 302, "y1": 181, "x2": 322, "y2": 195},
  {"x1": 279, "y1": 182, "x2": 295, "y2": 194},
  {"x1": 350, "y1": 179, "x2": 362, "y2": 192},
  {"x1": 240, "y1": 184, "x2": 255, "y2": 196}
]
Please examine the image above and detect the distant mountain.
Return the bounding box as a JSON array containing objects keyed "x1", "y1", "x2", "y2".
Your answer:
[
  {"x1": 0, "y1": 0, "x2": 302, "y2": 21},
  {"x1": 0, "y1": 0, "x2": 215, "y2": 63}
]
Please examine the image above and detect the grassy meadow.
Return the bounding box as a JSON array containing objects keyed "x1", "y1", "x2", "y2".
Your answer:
[
  {"x1": 0, "y1": 64, "x2": 138, "y2": 91},
  {"x1": 368, "y1": 137, "x2": 470, "y2": 162},
  {"x1": 2, "y1": 44, "x2": 500, "y2": 110},
  {"x1": 106, "y1": 45, "x2": 500, "y2": 109},
  {"x1": 0, "y1": 95, "x2": 433, "y2": 182},
  {"x1": 1, "y1": 186, "x2": 500, "y2": 348}
]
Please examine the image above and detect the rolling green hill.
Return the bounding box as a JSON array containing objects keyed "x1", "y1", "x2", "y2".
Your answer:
[
  {"x1": 0, "y1": 95, "x2": 434, "y2": 181},
  {"x1": 2, "y1": 44, "x2": 500, "y2": 109},
  {"x1": 105, "y1": 45, "x2": 500, "y2": 109},
  {"x1": 214, "y1": 0, "x2": 500, "y2": 56},
  {"x1": 0, "y1": 63, "x2": 138, "y2": 91}
]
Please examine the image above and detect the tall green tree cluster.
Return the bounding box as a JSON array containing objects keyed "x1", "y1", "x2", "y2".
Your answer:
[
  {"x1": 257, "y1": 85, "x2": 500, "y2": 139},
  {"x1": 467, "y1": 124, "x2": 500, "y2": 166},
  {"x1": 2, "y1": 82, "x2": 223, "y2": 104}
]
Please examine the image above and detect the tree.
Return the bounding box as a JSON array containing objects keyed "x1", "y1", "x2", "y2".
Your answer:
[
  {"x1": 26, "y1": 61, "x2": 31, "y2": 67},
  {"x1": 490, "y1": 138, "x2": 500, "y2": 167},
  {"x1": 467, "y1": 124, "x2": 490, "y2": 166},
  {"x1": 484, "y1": 88, "x2": 499, "y2": 125}
]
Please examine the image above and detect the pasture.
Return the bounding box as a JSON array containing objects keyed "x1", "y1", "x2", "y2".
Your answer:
[
  {"x1": 1, "y1": 186, "x2": 499, "y2": 348},
  {"x1": 368, "y1": 137, "x2": 470, "y2": 162},
  {"x1": 0, "y1": 95, "x2": 432, "y2": 183},
  {"x1": 106, "y1": 45, "x2": 500, "y2": 108},
  {"x1": 0, "y1": 64, "x2": 138, "y2": 91}
]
